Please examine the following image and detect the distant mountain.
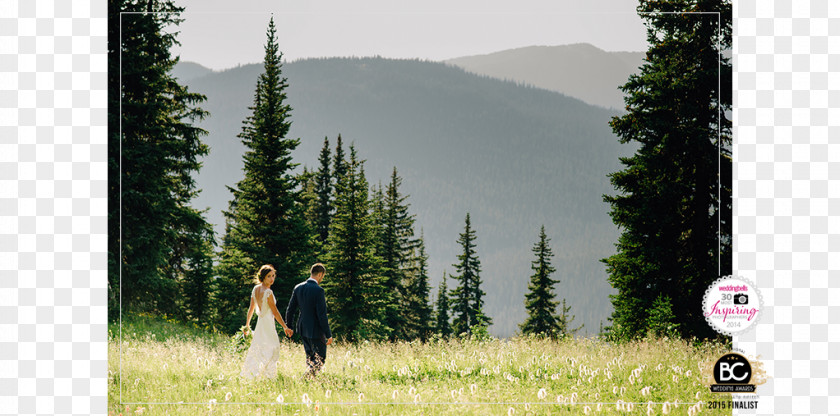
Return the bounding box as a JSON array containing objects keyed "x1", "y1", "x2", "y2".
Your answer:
[
  {"x1": 178, "y1": 56, "x2": 636, "y2": 338},
  {"x1": 171, "y1": 61, "x2": 213, "y2": 82},
  {"x1": 445, "y1": 43, "x2": 645, "y2": 110}
]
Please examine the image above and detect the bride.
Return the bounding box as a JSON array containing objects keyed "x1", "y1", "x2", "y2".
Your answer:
[{"x1": 240, "y1": 264, "x2": 294, "y2": 379}]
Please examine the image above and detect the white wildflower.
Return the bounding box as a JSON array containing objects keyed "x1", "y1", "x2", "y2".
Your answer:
[
  {"x1": 695, "y1": 391, "x2": 701, "y2": 400},
  {"x1": 325, "y1": 389, "x2": 332, "y2": 398},
  {"x1": 414, "y1": 394, "x2": 421, "y2": 403},
  {"x1": 524, "y1": 403, "x2": 530, "y2": 411},
  {"x1": 583, "y1": 406, "x2": 591, "y2": 415},
  {"x1": 556, "y1": 395, "x2": 564, "y2": 403},
  {"x1": 358, "y1": 392, "x2": 365, "y2": 402},
  {"x1": 537, "y1": 388, "x2": 547, "y2": 400},
  {"x1": 275, "y1": 393, "x2": 284, "y2": 403},
  {"x1": 302, "y1": 393, "x2": 312, "y2": 407},
  {"x1": 662, "y1": 401, "x2": 671, "y2": 414},
  {"x1": 507, "y1": 407, "x2": 515, "y2": 416},
  {"x1": 470, "y1": 384, "x2": 477, "y2": 394},
  {"x1": 224, "y1": 392, "x2": 232, "y2": 401}
]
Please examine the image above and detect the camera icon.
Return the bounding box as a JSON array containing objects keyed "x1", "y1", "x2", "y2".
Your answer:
[{"x1": 734, "y1": 294, "x2": 749, "y2": 305}]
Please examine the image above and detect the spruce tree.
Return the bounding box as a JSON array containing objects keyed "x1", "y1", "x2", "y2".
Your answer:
[
  {"x1": 215, "y1": 18, "x2": 312, "y2": 333},
  {"x1": 109, "y1": 0, "x2": 213, "y2": 320},
  {"x1": 405, "y1": 232, "x2": 433, "y2": 341},
  {"x1": 313, "y1": 137, "x2": 333, "y2": 246},
  {"x1": 322, "y1": 146, "x2": 387, "y2": 341},
  {"x1": 602, "y1": 0, "x2": 732, "y2": 340},
  {"x1": 435, "y1": 272, "x2": 452, "y2": 338},
  {"x1": 449, "y1": 213, "x2": 490, "y2": 335},
  {"x1": 520, "y1": 226, "x2": 562, "y2": 337},
  {"x1": 332, "y1": 134, "x2": 348, "y2": 185},
  {"x1": 380, "y1": 168, "x2": 419, "y2": 340},
  {"x1": 557, "y1": 299, "x2": 583, "y2": 338}
]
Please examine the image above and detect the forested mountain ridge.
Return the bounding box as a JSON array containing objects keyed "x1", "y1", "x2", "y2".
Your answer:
[
  {"x1": 445, "y1": 43, "x2": 645, "y2": 110},
  {"x1": 179, "y1": 56, "x2": 634, "y2": 337}
]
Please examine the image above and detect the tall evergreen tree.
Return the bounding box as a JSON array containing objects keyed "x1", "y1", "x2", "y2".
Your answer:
[
  {"x1": 322, "y1": 146, "x2": 387, "y2": 341},
  {"x1": 435, "y1": 272, "x2": 452, "y2": 338},
  {"x1": 520, "y1": 226, "x2": 562, "y2": 337},
  {"x1": 215, "y1": 18, "x2": 312, "y2": 333},
  {"x1": 449, "y1": 213, "x2": 491, "y2": 335},
  {"x1": 405, "y1": 232, "x2": 434, "y2": 341},
  {"x1": 332, "y1": 134, "x2": 348, "y2": 186},
  {"x1": 380, "y1": 168, "x2": 419, "y2": 340},
  {"x1": 108, "y1": 0, "x2": 214, "y2": 320},
  {"x1": 313, "y1": 138, "x2": 333, "y2": 246},
  {"x1": 602, "y1": 0, "x2": 732, "y2": 340}
]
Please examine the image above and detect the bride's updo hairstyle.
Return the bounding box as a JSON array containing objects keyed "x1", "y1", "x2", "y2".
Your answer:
[{"x1": 254, "y1": 264, "x2": 275, "y2": 284}]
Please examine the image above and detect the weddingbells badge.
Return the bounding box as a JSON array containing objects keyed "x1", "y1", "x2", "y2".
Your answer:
[{"x1": 702, "y1": 275, "x2": 763, "y2": 336}]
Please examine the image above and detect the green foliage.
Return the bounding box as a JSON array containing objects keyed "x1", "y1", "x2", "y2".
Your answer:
[
  {"x1": 449, "y1": 213, "x2": 491, "y2": 336},
  {"x1": 108, "y1": 0, "x2": 213, "y2": 322},
  {"x1": 520, "y1": 226, "x2": 562, "y2": 337},
  {"x1": 404, "y1": 233, "x2": 434, "y2": 341},
  {"x1": 602, "y1": 0, "x2": 732, "y2": 341},
  {"x1": 322, "y1": 146, "x2": 388, "y2": 342},
  {"x1": 215, "y1": 18, "x2": 313, "y2": 333},
  {"x1": 647, "y1": 295, "x2": 681, "y2": 338},
  {"x1": 377, "y1": 168, "x2": 420, "y2": 340},
  {"x1": 435, "y1": 272, "x2": 452, "y2": 338}
]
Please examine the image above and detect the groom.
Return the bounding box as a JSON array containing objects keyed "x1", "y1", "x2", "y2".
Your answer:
[{"x1": 285, "y1": 263, "x2": 334, "y2": 377}]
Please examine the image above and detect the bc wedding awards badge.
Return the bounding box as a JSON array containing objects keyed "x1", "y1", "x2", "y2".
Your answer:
[{"x1": 702, "y1": 275, "x2": 763, "y2": 336}]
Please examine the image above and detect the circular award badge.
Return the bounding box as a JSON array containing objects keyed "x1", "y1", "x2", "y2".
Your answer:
[{"x1": 703, "y1": 275, "x2": 763, "y2": 336}]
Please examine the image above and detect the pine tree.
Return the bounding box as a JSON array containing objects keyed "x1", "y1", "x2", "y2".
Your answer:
[
  {"x1": 215, "y1": 18, "x2": 312, "y2": 333},
  {"x1": 520, "y1": 226, "x2": 562, "y2": 337},
  {"x1": 449, "y1": 213, "x2": 491, "y2": 335},
  {"x1": 557, "y1": 299, "x2": 583, "y2": 338},
  {"x1": 332, "y1": 134, "x2": 348, "y2": 186},
  {"x1": 405, "y1": 232, "x2": 434, "y2": 341},
  {"x1": 322, "y1": 146, "x2": 387, "y2": 341},
  {"x1": 435, "y1": 272, "x2": 452, "y2": 338},
  {"x1": 313, "y1": 137, "x2": 333, "y2": 246},
  {"x1": 108, "y1": 0, "x2": 213, "y2": 320},
  {"x1": 602, "y1": 0, "x2": 732, "y2": 340},
  {"x1": 380, "y1": 168, "x2": 419, "y2": 340}
]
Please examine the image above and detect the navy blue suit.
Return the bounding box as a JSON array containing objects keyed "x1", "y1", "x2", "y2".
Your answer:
[{"x1": 285, "y1": 278, "x2": 331, "y2": 373}]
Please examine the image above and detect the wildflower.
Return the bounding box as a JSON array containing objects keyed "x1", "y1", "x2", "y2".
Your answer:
[
  {"x1": 358, "y1": 392, "x2": 365, "y2": 402},
  {"x1": 641, "y1": 386, "x2": 652, "y2": 396},
  {"x1": 276, "y1": 394, "x2": 284, "y2": 403},
  {"x1": 314, "y1": 402, "x2": 320, "y2": 412},
  {"x1": 162, "y1": 363, "x2": 167, "y2": 371},
  {"x1": 206, "y1": 379, "x2": 212, "y2": 388},
  {"x1": 134, "y1": 407, "x2": 145, "y2": 414},
  {"x1": 224, "y1": 392, "x2": 232, "y2": 401},
  {"x1": 626, "y1": 402, "x2": 634, "y2": 412},
  {"x1": 507, "y1": 407, "x2": 515, "y2": 416},
  {"x1": 596, "y1": 403, "x2": 602, "y2": 412},
  {"x1": 392, "y1": 390, "x2": 399, "y2": 400},
  {"x1": 695, "y1": 391, "x2": 701, "y2": 400},
  {"x1": 524, "y1": 403, "x2": 530, "y2": 411},
  {"x1": 470, "y1": 384, "x2": 477, "y2": 394},
  {"x1": 672, "y1": 375, "x2": 679, "y2": 382},
  {"x1": 207, "y1": 399, "x2": 217, "y2": 411},
  {"x1": 616, "y1": 400, "x2": 624, "y2": 411},
  {"x1": 408, "y1": 386, "x2": 417, "y2": 395},
  {"x1": 414, "y1": 394, "x2": 421, "y2": 404},
  {"x1": 570, "y1": 392, "x2": 578, "y2": 405},
  {"x1": 218, "y1": 373, "x2": 224, "y2": 380},
  {"x1": 302, "y1": 393, "x2": 312, "y2": 407},
  {"x1": 537, "y1": 388, "x2": 547, "y2": 400},
  {"x1": 662, "y1": 401, "x2": 671, "y2": 414},
  {"x1": 583, "y1": 406, "x2": 591, "y2": 415},
  {"x1": 556, "y1": 395, "x2": 564, "y2": 403},
  {"x1": 134, "y1": 378, "x2": 141, "y2": 386},
  {"x1": 325, "y1": 389, "x2": 332, "y2": 398},
  {"x1": 450, "y1": 390, "x2": 457, "y2": 400}
]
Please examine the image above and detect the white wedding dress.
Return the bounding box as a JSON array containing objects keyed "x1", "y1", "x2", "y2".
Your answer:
[{"x1": 240, "y1": 285, "x2": 281, "y2": 379}]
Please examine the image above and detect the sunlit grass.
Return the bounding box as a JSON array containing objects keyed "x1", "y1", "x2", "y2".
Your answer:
[{"x1": 109, "y1": 314, "x2": 731, "y2": 415}]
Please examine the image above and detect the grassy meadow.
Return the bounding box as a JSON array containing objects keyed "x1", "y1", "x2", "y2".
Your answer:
[{"x1": 109, "y1": 314, "x2": 732, "y2": 415}]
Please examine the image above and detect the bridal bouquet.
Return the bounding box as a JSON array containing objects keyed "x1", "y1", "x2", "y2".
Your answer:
[{"x1": 229, "y1": 325, "x2": 253, "y2": 353}]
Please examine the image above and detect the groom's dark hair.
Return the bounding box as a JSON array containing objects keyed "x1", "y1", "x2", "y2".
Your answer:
[{"x1": 310, "y1": 263, "x2": 326, "y2": 276}]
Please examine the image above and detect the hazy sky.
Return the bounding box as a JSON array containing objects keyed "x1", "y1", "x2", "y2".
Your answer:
[{"x1": 164, "y1": 0, "x2": 649, "y2": 70}]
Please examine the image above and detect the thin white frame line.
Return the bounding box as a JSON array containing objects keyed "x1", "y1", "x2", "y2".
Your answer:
[{"x1": 116, "y1": 9, "x2": 728, "y2": 407}]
